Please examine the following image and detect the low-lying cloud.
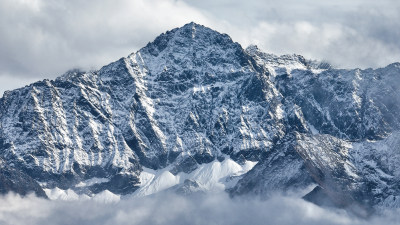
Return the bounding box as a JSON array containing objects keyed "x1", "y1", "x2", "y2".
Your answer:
[{"x1": 1, "y1": 191, "x2": 400, "y2": 225}]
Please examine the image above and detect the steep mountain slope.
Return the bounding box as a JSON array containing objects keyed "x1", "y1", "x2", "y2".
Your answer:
[
  {"x1": 0, "y1": 23, "x2": 286, "y2": 196},
  {"x1": 232, "y1": 46, "x2": 400, "y2": 211},
  {"x1": 0, "y1": 23, "x2": 400, "y2": 212},
  {"x1": 0, "y1": 157, "x2": 46, "y2": 198}
]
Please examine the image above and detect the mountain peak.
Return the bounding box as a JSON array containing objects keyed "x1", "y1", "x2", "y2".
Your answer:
[
  {"x1": 135, "y1": 22, "x2": 249, "y2": 76},
  {"x1": 177, "y1": 22, "x2": 218, "y2": 38},
  {"x1": 140, "y1": 22, "x2": 238, "y2": 58}
]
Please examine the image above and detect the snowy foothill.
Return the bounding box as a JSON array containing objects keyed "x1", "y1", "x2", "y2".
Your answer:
[
  {"x1": 43, "y1": 157, "x2": 257, "y2": 201},
  {"x1": 134, "y1": 158, "x2": 257, "y2": 197}
]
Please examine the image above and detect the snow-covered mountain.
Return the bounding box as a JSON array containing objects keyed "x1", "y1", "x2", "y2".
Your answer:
[{"x1": 1, "y1": 22, "x2": 400, "y2": 212}]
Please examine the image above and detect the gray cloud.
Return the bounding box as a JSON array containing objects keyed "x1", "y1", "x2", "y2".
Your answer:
[
  {"x1": 1, "y1": 192, "x2": 400, "y2": 225},
  {"x1": 0, "y1": 0, "x2": 399, "y2": 95},
  {"x1": 188, "y1": 0, "x2": 400, "y2": 69},
  {"x1": 0, "y1": 0, "x2": 207, "y2": 77}
]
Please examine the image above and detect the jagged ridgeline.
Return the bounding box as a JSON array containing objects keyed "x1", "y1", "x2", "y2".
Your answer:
[{"x1": 1, "y1": 22, "x2": 400, "y2": 212}]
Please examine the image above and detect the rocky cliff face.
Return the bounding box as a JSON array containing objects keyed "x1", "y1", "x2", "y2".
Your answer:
[
  {"x1": 232, "y1": 46, "x2": 400, "y2": 212},
  {"x1": 0, "y1": 157, "x2": 47, "y2": 198},
  {"x1": 1, "y1": 23, "x2": 400, "y2": 211}
]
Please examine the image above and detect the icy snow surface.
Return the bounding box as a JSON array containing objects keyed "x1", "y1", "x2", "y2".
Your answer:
[{"x1": 134, "y1": 158, "x2": 257, "y2": 197}]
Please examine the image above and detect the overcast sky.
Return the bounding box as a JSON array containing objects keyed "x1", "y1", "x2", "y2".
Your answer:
[{"x1": 0, "y1": 0, "x2": 399, "y2": 96}]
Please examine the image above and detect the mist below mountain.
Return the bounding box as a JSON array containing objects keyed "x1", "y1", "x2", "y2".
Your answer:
[{"x1": 2, "y1": 191, "x2": 400, "y2": 225}]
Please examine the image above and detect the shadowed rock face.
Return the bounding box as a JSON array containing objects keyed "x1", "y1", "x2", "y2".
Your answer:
[
  {"x1": 1, "y1": 23, "x2": 400, "y2": 211},
  {"x1": 0, "y1": 23, "x2": 282, "y2": 196},
  {"x1": 0, "y1": 158, "x2": 47, "y2": 198},
  {"x1": 232, "y1": 47, "x2": 400, "y2": 211}
]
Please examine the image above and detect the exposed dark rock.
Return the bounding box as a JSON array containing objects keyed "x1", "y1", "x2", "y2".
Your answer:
[{"x1": 0, "y1": 23, "x2": 400, "y2": 212}]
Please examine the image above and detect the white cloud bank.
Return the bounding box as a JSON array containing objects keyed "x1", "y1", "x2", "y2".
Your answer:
[{"x1": 1, "y1": 192, "x2": 400, "y2": 225}]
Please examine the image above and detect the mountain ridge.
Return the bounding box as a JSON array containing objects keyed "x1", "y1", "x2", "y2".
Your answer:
[{"x1": 1, "y1": 22, "x2": 400, "y2": 213}]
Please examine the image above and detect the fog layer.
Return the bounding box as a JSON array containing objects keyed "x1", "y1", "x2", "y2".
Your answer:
[{"x1": 1, "y1": 192, "x2": 400, "y2": 225}]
